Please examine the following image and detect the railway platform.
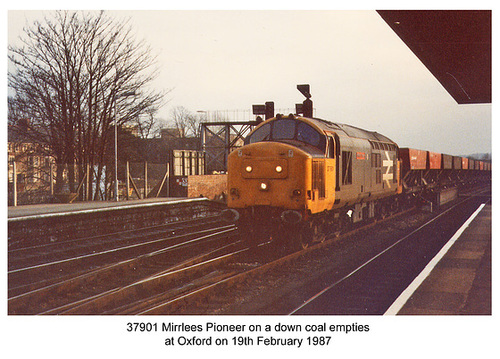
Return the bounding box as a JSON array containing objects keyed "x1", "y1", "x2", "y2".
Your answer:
[
  {"x1": 389, "y1": 203, "x2": 491, "y2": 315},
  {"x1": 7, "y1": 197, "x2": 209, "y2": 220},
  {"x1": 8, "y1": 197, "x2": 224, "y2": 247}
]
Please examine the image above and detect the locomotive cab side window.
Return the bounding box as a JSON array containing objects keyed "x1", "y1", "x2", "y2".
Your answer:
[
  {"x1": 342, "y1": 151, "x2": 353, "y2": 185},
  {"x1": 327, "y1": 137, "x2": 335, "y2": 158}
]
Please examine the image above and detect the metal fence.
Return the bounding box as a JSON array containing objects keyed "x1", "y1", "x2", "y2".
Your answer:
[{"x1": 8, "y1": 149, "x2": 207, "y2": 206}]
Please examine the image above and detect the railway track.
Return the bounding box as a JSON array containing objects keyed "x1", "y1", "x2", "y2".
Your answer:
[
  {"x1": 9, "y1": 216, "x2": 228, "y2": 297},
  {"x1": 8, "y1": 208, "x2": 322, "y2": 315},
  {"x1": 8, "y1": 215, "x2": 223, "y2": 273},
  {"x1": 102, "y1": 204, "x2": 437, "y2": 315},
  {"x1": 8, "y1": 216, "x2": 239, "y2": 314},
  {"x1": 180, "y1": 186, "x2": 489, "y2": 315},
  {"x1": 289, "y1": 193, "x2": 490, "y2": 315},
  {"x1": 8, "y1": 187, "x2": 490, "y2": 315}
]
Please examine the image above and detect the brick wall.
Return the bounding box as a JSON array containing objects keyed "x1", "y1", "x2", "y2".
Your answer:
[{"x1": 188, "y1": 174, "x2": 227, "y2": 200}]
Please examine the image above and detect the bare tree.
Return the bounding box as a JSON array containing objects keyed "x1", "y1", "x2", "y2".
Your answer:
[
  {"x1": 132, "y1": 108, "x2": 166, "y2": 139},
  {"x1": 188, "y1": 112, "x2": 204, "y2": 138},
  {"x1": 169, "y1": 106, "x2": 202, "y2": 138},
  {"x1": 9, "y1": 11, "x2": 164, "y2": 199}
]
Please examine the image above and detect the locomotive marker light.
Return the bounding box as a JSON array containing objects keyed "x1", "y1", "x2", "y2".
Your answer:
[
  {"x1": 275, "y1": 165, "x2": 283, "y2": 173},
  {"x1": 295, "y1": 103, "x2": 303, "y2": 115},
  {"x1": 245, "y1": 165, "x2": 253, "y2": 173}
]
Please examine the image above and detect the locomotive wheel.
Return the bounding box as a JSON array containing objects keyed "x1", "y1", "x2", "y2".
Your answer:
[{"x1": 293, "y1": 220, "x2": 327, "y2": 250}]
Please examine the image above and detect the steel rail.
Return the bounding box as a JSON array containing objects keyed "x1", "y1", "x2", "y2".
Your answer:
[
  {"x1": 287, "y1": 194, "x2": 485, "y2": 315},
  {"x1": 8, "y1": 226, "x2": 237, "y2": 300},
  {"x1": 8, "y1": 214, "x2": 223, "y2": 254},
  {"x1": 9, "y1": 224, "x2": 235, "y2": 274},
  {"x1": 40, "y1": 240, "x2": 245, "y2": 315}
]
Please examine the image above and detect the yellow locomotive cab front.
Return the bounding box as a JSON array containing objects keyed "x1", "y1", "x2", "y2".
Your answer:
[
  {"x1": 224, "y1": 114, "x2": 339, "y2": 250},
  {"x1": 225, "y1": 115, "x2": 338, "y2": 236},
  {"x1": 227, "y1": 141, "x2": 309, "y2": 211}
]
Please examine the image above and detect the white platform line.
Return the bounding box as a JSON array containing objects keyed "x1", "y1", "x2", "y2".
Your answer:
[
  {"x1": 384, "y1": 203, "x2": 486, "y2": 315},
  {"x1": 8, "y1": 198, "x2": 208, "y2": 222}
]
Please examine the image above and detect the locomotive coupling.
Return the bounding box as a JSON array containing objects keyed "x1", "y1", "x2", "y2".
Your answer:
[
  {"x1": 221, "y1": 208, "x2": 240, "y2": 223},
  {"x1": 281, "y1": 210, "x2": 303, "y2": 224}
]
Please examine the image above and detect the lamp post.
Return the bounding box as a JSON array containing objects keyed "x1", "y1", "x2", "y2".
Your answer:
[
  {"x1": 114, "y1": 91, "x2": 136, "y2": 201},
  {"x1": 197, "y1": 110, "x2": 208, "y2": 156}
]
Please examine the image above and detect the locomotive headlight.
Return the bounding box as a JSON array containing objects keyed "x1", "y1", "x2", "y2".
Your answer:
[
  {"x1": 245, "y1": 165, "x2": 253, "y2": 173},
  {"x1": 259, "y1": 182, "x2": 269, "y2": 191},
  {"x1": 275, "y1": 165, "x2": 283, "y2": 173}
]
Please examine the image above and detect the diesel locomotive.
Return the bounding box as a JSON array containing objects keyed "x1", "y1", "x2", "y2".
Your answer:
[{"x1": 223, "y1": 86, "x2": 490, "y2": 250}]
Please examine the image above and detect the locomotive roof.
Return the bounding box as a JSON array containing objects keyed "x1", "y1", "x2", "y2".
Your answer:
[{"x1": 304, "y1": 117, "x2": 397, "y2": 145}]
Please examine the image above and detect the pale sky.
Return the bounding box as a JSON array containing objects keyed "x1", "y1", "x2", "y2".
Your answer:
[{"x1": 8, "y1": 9, "x2": 492, "y2": 156}]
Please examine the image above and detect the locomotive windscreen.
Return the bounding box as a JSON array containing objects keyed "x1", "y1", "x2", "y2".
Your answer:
[{"x1": 246, "y1": 118, "x2": 326, "y2": 153}]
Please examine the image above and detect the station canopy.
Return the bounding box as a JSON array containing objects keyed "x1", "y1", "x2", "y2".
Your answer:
[{"x1": 377, "y1": 10, "x2": 491, "y2": 104}]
